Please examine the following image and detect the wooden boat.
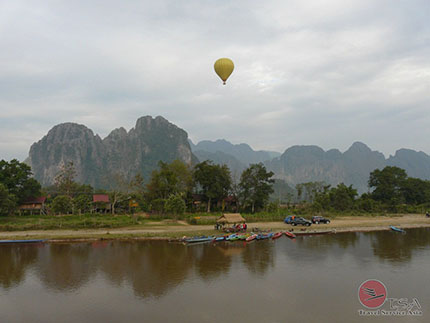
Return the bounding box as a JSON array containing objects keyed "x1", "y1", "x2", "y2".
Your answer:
[
  {"x1": 246, "y1": 234, "x2": 258, "y2": 242},
  {"x1": 238, "y1": 234, "x2": 250, "y2": 240},
  {"x1": 0, "y1": 239, "x2": 45, "y2": 244},
  {"x1": 257, "y1": 233, "x2": 273, "y2": 240},
  {"x1": 226, "y1": 234, "x2": 239, "y2": 241},
  {"x1": 272, "y1": 232, "x2": 283, "y2": 240},
  {"x1": 215, "y1": 236, "x2": 226, "y2": 242},
  {"x1": 184, "y1": 236, "x2": 214, "y2": 243},
  {"x1": 390, "y1": 226, "x2": 406, "y2": 233},
  {"x1": 284, "y1": 231, "x2": 296, "y2": 239}
]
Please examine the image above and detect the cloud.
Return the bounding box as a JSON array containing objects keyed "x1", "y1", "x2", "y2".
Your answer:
[{"x1": 0, "y1": 0, "x2": 429, "y2": 161}]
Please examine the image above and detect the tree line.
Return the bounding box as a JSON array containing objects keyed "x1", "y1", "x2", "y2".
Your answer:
[
  {"x1": 0, "y1": 159, "x2": 275, "y2": 216},
  {"x1": 2, "y1": 158, "x2": 430, "y2": 216},
  {"x1": 299, "y1": 166, "x2": 430, "y2": 213}
]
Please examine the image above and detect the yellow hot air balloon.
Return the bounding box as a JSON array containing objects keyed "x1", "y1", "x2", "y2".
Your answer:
[{"x1": 214, "y1": 58, "x2": 234, "y2": 85}]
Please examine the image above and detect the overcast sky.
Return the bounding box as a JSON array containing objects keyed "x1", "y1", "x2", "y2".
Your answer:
[{"x1": 1, "y1": 0, "x2": 429, "y2": 161}]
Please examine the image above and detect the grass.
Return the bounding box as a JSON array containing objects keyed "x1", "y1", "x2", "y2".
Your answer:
[
  {"x1": 0, "y1": 229, "x2": 221, "y2": 241},
  {"x1": 0, "y1": 213, "x2": 157, "y2": 231}
]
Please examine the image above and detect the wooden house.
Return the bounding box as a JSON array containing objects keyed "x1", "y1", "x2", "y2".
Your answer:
[
  {"x1": 19, "y1": 197, "x2": 47, "y2": 215},
  {"x1": 92, "y1": 194, "x2": 111, "y2": 213}
]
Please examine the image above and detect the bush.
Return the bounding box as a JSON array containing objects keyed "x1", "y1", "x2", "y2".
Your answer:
[
  {"x1": 52, "y1": 195, "x2": 73, "y2": 214},
  {"x1": 0, "y1": 184, "x2": 16, "y2": 216},
  {"x1": 150, "y1": 198, "x2": 166, "y2": 213},
  {"x1": 265, "y1": 201, "x2": 280, "y2": 213},
  {"x1": 165, "y1": 194, "x2": 186, "y2": 216},
  {"x1": 73, "y1": 194, "x2": 92, "y2": 214}
]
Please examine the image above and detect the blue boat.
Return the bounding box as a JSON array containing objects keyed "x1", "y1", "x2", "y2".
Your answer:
[
  {"x1": 257, "y1": 233, "x2": 274, "y2": 240},
  {"x1": 215, "y1": 236, "x2": 226, "y2": 242},
  {"x1": 184, "y1": 236, "x2": 214, "y2": 243},
  {"x1": 0, "y1": 239, "x2": 45, "y2": 244},
  {"x1": 390, "y1": 226, "x2": 406, "y2": 233},
  {"x1": 226, "y1": 234, "x2": 239, "y2": 241}
]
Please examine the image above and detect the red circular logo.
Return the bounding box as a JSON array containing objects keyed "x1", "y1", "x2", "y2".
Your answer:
[{"x1": 358, "y1": 279, "x2": 387, "y2": 308}]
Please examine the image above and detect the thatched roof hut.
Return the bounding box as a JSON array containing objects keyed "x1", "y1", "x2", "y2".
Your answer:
[{"x1": 216, "y1": 213, "x2": 245, "y2": 224}]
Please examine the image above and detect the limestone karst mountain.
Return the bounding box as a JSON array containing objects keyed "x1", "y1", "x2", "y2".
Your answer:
[{"x1": 27, "y1": 116, "x2": 196, "y2": 187}]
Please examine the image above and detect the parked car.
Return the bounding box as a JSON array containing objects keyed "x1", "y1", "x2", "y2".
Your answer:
[
  {"x1": 312, "y1": 216, "x2": 331, "y2": 224},
  {"x1": 284, "y1": 215, "x2": 294, "y2": 224},
  {"x1": 290, "y1": 217, "x2": 312, "y2": 226}
]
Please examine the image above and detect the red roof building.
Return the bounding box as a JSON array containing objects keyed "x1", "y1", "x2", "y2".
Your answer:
[
  {"x1": 92, "y1": 194, "x2": 111, "y2": 214},
  {"x1": 93, "y1": 194, "x2": 110, "y2": 203}
]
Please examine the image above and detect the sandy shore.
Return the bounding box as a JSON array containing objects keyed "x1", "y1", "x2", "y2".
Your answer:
[{"x1": 1, "y1": 214, "x2": 430, "y2": 242}]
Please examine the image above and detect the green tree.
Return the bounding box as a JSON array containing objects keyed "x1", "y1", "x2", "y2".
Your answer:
[
  {"x1": 401, "y1": 177, "x2": 430, "y2": 205},
  {"x1": 313, "y1": 183, "x2": 357, "y2": 211},
  {"x1": 164, "y1": 194, "x2": 186, "y2": 216},
  {"x1": 150, "y1": 198, "x2": 166, "y2": 213},
  {"x1": 146, "y1": 160, "x2": 193, "y2": 201},
  {"x1": 239, "y1": 163, "x2": 274, "y2": 213},
  {"x1": 369, "y1": 166, "x2": 407, "y2": 204},
  {"x1": 356, "y1": 193, "x2": 381, "y2": 213},
  {"x1": 193, "y1": 160, "x2": 232, "y2": 212},
  {"x1": 52, "y1": 195, "x2": 73, "y2": 214},
  {"x1": 328, "y1": 183, "x2": 358, "y2": 211},
  {"x1": 0, "y1": 159, "x2": 41, "y2": 203},
  {"x1": 0, "y1": 184, "x2": 16, "y2": 216},
  {"x1": 73, "y1": 194, "x2": 92, "y2": 214}
]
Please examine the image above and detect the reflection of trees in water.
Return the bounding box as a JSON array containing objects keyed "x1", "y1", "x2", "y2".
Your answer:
[
  {"x1": 35, "y1": 243, "x2": 93, "y2": 291},
  {"x1": 241, "y1": 241, "x2": 275, "y2": 276},
  {"x1": 6, "y1": 230, "x2": 428, "y2": 298},
  {"x1": 1, "y1": 241, "x2": 196, "y2": 298},
  {"x1": 194, "y1": 243, "x2": 234, "y2": 279},
  {"x1": 295, "y1": 233, "x2": 359, "y2": 251},
  {"x1": 0, "y1": 244, "x2": 40, "y2": 288},
  {"x1": 97, "y1": 241, "x2": 195, "y2": 299},
  {"x1": 370, "y1": 228, "x2": 430, "y2": 263}
]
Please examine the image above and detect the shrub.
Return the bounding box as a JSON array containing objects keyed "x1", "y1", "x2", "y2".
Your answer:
[
  {"x1": 165, "y1": 194, "x2": 186, "y2": 216},
  {"x1": 52, "y1": 195, "x2": 73, "y2": 215},
  {"x1": 150, "y1": 198, "x2": 166, "y2": 213}
]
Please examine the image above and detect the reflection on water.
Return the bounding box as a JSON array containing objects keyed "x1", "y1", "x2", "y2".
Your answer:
[
  {"x1": 369, "y1": 229, "x2": 430, "y2": 262},
  {"x1": 1, "y1": 228, "x2": 430, "y2": 322},
  {"x1": 0, "y1": 244, "x2": 39, "y2": 289}
]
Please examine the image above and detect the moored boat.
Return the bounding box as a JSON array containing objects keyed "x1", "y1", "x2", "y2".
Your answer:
[
  {"x1": 226, "y1": 234, "x2": 239, "y2": 241},
  {"x1": 284, "y1": 231, "x2": 296, "y2": 239},
  {"x1": 272, "y1": 232, "x2": 283, "y2": 240},
  {"x1": 238, "y1": 234, "x2": 250, "y2": 240},
  {"x1": 184, "y1": 236, "x2": 214, "y2": 243},
  {"x1": 246, "y1": 234, "x2": 258, "y2": 242},
  {"x1": 257, "y1": 233, "x2": 273, "y2": 240},
  {"x1": 0, "y1": 239, "x2": 45, "y2": 244},
  {"x1": 390, "y1": 226, "x2": 406, "y2": 233}
]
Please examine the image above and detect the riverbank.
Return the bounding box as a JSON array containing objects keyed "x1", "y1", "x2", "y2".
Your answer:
[{"x1": 1, "y1": 214, "x2": 430, "y2": 242}]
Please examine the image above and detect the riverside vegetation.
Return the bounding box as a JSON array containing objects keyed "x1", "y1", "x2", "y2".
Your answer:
[{"x1": 1, "y1": 158, "x2": 430, "y2": 233}]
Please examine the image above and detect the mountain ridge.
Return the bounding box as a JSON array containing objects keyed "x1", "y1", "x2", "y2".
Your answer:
[
  {"x1": 27, "y1": 116, "x2": 196, "y2": 187},
  {"x1": 26, "y1": 117, "x2": 430, "y2": 193}
]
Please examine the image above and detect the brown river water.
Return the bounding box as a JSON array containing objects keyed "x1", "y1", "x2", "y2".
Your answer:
[{"x1": 1, "y1": 228, "x2": 429, "y2": 322}]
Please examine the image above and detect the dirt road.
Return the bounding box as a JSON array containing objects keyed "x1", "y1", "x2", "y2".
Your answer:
[{"x1": 1, "y1": 214, "x2": 429, "y2": 241}]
